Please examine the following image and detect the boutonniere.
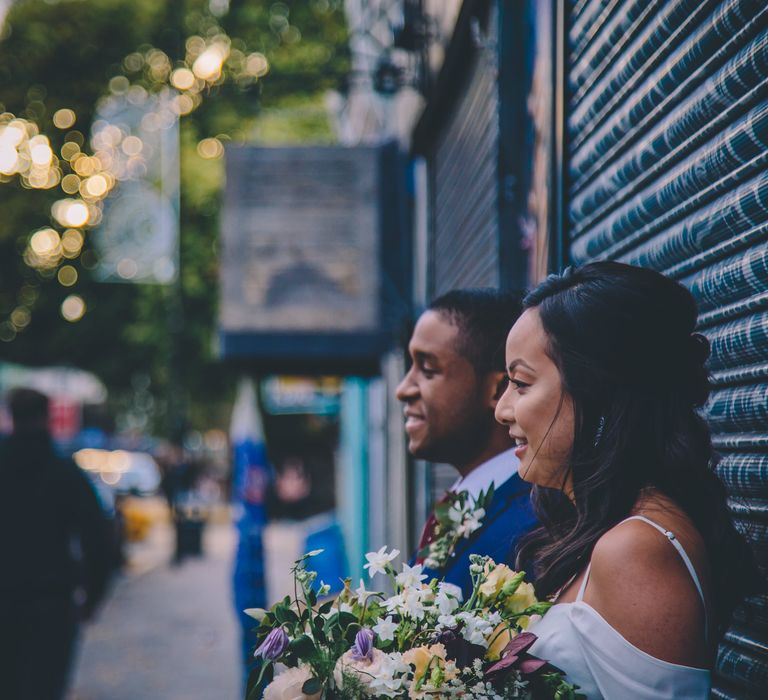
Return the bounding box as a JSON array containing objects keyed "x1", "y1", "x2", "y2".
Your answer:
[{"x1": 420, "y1": 484, "x2": 495, "y2": 570}]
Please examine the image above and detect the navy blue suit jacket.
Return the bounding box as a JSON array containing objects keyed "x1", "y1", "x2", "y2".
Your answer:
[{"x1": 419, "y1": 473, "x2": 536, "y2": 600}]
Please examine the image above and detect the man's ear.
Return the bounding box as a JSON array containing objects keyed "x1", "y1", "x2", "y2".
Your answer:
[{"x1": 486, "y1": 371, "x2": 507, "y2": 407}]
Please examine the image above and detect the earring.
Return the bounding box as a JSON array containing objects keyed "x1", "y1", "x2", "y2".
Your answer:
[{"x1": 593, "y1": 415, "x2": 606, "y2": 448}]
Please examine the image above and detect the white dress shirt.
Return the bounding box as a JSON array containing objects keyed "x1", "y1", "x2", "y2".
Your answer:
[{"x1": 450, "y1": 447, "x2": 519, "y2": 500}]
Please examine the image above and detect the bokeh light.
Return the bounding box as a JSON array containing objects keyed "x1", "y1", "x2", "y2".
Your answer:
[
  {"x1": 121, "y1": 136, "x2": 143, "y2": 156},
  {"x1": 61, "y1": 229, "x2": 84, "y2": 258},
  {"x1": 192, "y1": 42, "x2": 229, "y2": 81},
  {"x1": 245, "y1": 52, "x2": 270, "y2": 78},
  {"x1": 52, "y1": 198, "x2": 90, "y2": 227},
  {"x1": 30, "y1": 228, "x2": 60, "y2": 256},
  {"x1": 82, "y1": 174, "x2": 108, "y2": 197},
  {"x1": 57, "y1": 265, "x2": 78, "y2": 287},
  {"x1": 109, "y1": 75, "x2": 130, "y2": 94},
  {"x1": 29, "y1": 137, "x2": 53, "y2": 166},
  {"x1": 10, "y1": 307, "x2": 31, "y2": 329},
  {"x1": 170, "y1": 68, "x2": 196, "y2": 90},
  {"x1": 61, "y1": 173, "x2": 81, "y2": 194},
  {"x1": 61, "y1": 294, "x2": 86, "y2": 322},
  {"x1": 52, "y1": 109, "x2": 77, "y2": 129},
  {"x1": 3, "y1": 16, "x2": 279, "y2": 338},
  {"x1": 61, "y1": 142, "x2": 80, "y2": 160},
  {"x1": 197, "y1": 137, "x2": 224, "y2": 159},
  {"x1": 116, "y1": 258, "x2": 138, "y2": 279},
  {"x1": 0, "y1": 323, "x2": 16, "y2": 342}
]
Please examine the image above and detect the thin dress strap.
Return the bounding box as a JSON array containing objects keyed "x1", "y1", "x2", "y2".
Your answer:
[
  {"x1": 575, "y1": 562, "x2": 592, "y2": 602},
  {"x1": 619, "y1": 515, "x2": 709, "y2": 642},
  {"x1": 575, "y1": 515, "x2": 708, "y2": 641}
]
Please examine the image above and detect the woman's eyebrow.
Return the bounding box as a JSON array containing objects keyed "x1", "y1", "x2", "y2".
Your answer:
[{"x1": 508, "y1": 358, "x2": 536, "y2": 373}]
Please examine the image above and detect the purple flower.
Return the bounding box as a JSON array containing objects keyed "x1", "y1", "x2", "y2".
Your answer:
[
  {"x1": 486, "y1": 631, "x2": 548, "y2": 677},
  {"x1": 254, "y1": 627, "x2": 289, "y2": 660},
  {"x1": 350, "y1": 628, "x2": 375, "y2": 661}
]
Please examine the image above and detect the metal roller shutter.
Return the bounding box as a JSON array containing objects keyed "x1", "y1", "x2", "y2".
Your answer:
[
  {"x1": 562, "y1": 1, "x2": 768, "y2": 696},
  {"x1": 431, "y1": 9, "x2": 499, "y2": 295}
]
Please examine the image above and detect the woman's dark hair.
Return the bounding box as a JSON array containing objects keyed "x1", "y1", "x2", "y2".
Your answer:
[{"x1": 516, "y1": 261, "x2": 760, "y2": 638}]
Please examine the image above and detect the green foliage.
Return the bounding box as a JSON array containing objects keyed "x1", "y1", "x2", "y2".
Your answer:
[{"x1": 0, "y1": 0, "x2": 349, "y2": 435}]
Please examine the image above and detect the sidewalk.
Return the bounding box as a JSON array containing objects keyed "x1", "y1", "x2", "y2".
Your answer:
[{"x1": 69, "y1": 521, "x2": 241, "y2": 700}]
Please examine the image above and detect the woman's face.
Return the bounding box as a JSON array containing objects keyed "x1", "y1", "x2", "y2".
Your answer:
[{"x1": 495, "y1": 308, "x2": 576, "y2": 494}]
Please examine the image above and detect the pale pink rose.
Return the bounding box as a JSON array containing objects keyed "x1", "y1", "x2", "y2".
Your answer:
[
  {"x1": 333, "y1": 647, "x2": 389, "y2": 694},
  {"x1": 263, "y1": 666, "x2": 322, "y2": 700}
]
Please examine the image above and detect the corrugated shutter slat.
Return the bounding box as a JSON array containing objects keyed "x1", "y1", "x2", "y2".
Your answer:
[
  {"x1": 432, "y1": 12, "x2": 499, "y2": 295},
  {"x1": 570, "y1": 0, "x2": 767, "y2": 185},
  {"x1": 565, "y1": 1, "x2": 768, "y2": 695}
]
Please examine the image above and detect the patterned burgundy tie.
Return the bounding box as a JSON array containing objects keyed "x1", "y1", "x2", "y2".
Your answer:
[{"x1": 415, "y1": 491, "x2": 453, "y2": 565}]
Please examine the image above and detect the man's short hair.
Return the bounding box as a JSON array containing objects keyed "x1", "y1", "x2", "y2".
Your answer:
[
  {"x1": 8, "y1": 387, "x2": 49, "y2": 432},
  {"x1": 428, "y1": 288, "x2": 523, "y2": 374}
]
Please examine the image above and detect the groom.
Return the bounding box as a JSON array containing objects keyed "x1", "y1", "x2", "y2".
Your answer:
[{"x1": 396, "y1": 289, "x2": 536, "y2": 597}]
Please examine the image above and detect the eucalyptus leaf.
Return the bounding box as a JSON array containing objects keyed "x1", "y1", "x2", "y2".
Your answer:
[
  {"x1": 289, "y1": 634, "x2": 315, "y2": 656},
  {"x1": 302, "y1": 677, "x2": 322, "y2": 694},
  {"x1": 337, "y1": 611, "x2": 357, "y2": 629},
  {"x1": 318, "y1": 599, "x2": 334, "y2": 615}
]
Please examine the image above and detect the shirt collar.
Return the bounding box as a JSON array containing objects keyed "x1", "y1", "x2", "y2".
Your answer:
[{"x1": 450, "y1": 448, "x2": 519, "y2": 500}]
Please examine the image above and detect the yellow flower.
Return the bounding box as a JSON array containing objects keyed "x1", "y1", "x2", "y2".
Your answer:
[
  {"x1": 517, "y1": 613, "x2": 542, "y2": 630},
  {"x1": 486, "y1": 622, "x2": 517, "y2": 661},
  {"x1": 479, "y1": 563, "x2": 520, "y2": 599},
  {"x1": 402, "y1": 643, "x2": 447, "y2": 684},
  {"x1": 504, "y1": 581, "x2": 537, "y2": 615}
]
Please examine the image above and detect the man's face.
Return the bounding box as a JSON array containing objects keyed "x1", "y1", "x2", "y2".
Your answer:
[{"x1": 395, "y1": 310, "x2": 494, "y2": 465}]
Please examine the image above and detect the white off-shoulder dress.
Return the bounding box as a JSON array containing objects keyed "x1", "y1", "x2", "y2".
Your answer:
[{"x1": 528, "y1": 515, "x2": 711, "y2": 699}]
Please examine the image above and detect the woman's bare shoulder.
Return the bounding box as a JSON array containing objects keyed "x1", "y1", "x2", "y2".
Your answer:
[{"x1": 583, "y1": 511, "x2": 709, "y2": 666}]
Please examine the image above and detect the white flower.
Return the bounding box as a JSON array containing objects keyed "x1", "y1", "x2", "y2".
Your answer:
[
  {"x1": 486, "y1": 611, "x2": 502, "y2": 626},
  {"x1": 366, "y1": 652, "x2": 409, "y2": 698},
  {"x1": 372, "y1": 615, "x2": 398, "y2": 642},
  {"x1": 337, "y1": 601, "x2": 354, "y2": 614},
  {"x1": 403, "y1": 587, "x2": 429, "y2": 620},
  {"x1": 448, "y1": 504, "x2": 465, "y2": 524},
  {"x1": 457, "y1": 611, "x2": 494, "y2": 647},
  {"x1": 243, "y1": 607, "x2": 268, "y2": 622},
  {"x1": 383, "y1": 593, "x2": 404, "y2": 614},
  {"x1": 435, "y1": 584, "x2": 461, "y2": 615},
  {"x1": 436, "y1": 613, "x2": 457, "y2": 631},
  {"x1": 318, "y1": 581, "x2": 331, "y2": 596},
  {"x1": 363, "y1": 546, "x2": 400, "y2": 577},
  {"x1": 438, "y1": 582, "x2": 463, "y2": 602},
  {"x1": 355, "y1": 578, "x2": 377, "y2": 605},
  {"x1": 417, "y1": 585, "x2": 435, "y2": 606},
  {"x1": 395, "y1": 562, "x2": 427, "y2": 589},
  {"x1": 458, "y1": 508, "x2": 485, "y2": 537}
]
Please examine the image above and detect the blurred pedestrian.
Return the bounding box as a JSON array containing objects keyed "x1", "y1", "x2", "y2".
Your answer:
[
  {"x1": 0, "y1": 388, "x2": 114, "y2": 700},
  {"x1": 160, "y1": 443, "x2": 207, "y2": 564}
]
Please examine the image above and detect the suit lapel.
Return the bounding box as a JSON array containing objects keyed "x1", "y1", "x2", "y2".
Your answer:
[{"x1": 446, "y1": 474, "x2": 531, "y2": 566}]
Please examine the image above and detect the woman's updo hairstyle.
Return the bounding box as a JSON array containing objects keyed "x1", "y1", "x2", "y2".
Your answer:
[
  {"x1": 524, "y1": 262, "x2": 711, "y2": 410},
  {"x1": 516, "y1": 261, "x2": 760, "y2": 636}
]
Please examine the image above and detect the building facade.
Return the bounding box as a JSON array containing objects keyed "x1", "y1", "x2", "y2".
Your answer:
[{"x1": 355, "y1": 0, "x2": 767, "y2": 695}]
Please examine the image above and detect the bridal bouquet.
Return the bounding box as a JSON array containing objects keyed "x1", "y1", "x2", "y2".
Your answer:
[{"x1": 246, "y1": 549, "x2": 584, "y2": 699}]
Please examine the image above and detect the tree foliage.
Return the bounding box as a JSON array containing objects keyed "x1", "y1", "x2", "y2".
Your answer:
[{"x1": 0, "y1": 0, "x2": 349, "y2": 435}]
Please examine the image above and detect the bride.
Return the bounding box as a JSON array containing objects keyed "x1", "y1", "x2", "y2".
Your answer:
[{"x1": 494, "y1": 262, "x2": 760, "y2": 698}]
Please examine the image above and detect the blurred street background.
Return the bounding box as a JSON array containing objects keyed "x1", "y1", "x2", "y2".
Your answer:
[
  {"x1": 1, "y1": 0, "x2": 767, "y2": 698},
  {"x1": 69, "y1": 518, "x2": 241, "y2": 700}
]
